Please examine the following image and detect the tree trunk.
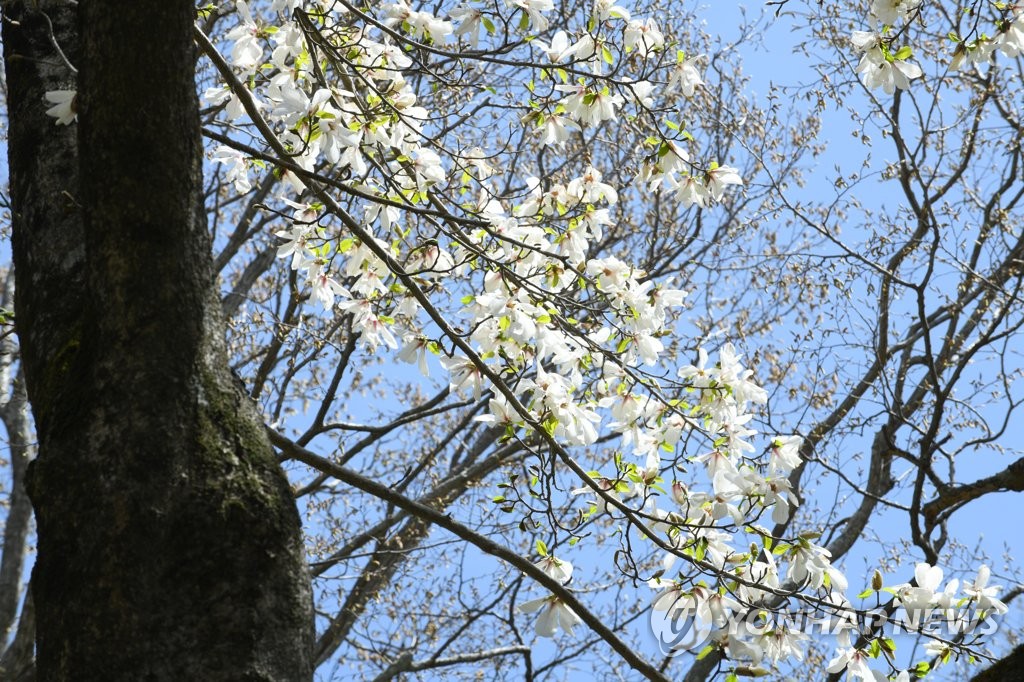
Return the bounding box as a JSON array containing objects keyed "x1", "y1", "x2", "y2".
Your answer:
[
  {"x1": 2, "y1": 2, "x2": 314, "y2": 679},
  {"x1": 970, "y1": 644, "x2": 1024, "y2": 682}
]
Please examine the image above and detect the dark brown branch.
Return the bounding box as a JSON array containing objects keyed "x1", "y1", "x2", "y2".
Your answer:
[{"x1": 923, "y1": 457, "x2": 1024, "y2": 526}]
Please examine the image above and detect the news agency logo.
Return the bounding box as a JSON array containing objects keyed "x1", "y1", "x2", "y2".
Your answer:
[
  {"x1": 649, "y1": 606, "x2": 714, "y2": 655},
  {"x1": 648, "y1": 603, "x2": 1002, "y2": 658}
]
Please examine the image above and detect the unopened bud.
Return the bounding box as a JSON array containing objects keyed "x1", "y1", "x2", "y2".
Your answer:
[{"x1": 871, "y1": 569, "x2": 884, "y2": 591}]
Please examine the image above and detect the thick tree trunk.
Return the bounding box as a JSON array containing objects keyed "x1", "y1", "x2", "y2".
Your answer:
[
  {"x1": 2, "y1": 2, "x2": 314, "y2": 679},
  {"x1": 971, "y1": 644, "x2": 1024, "y2": 682}
]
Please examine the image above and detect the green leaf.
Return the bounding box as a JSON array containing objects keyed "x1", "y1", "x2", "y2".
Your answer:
[
  {"x1": 696, "y1": 644, "x2": 715, "y2": 660},
  {"x1": 893, "y1": 45, "x2": 913, "y2": 60},
  {"x1": 857, "y1": 588, "x2": 875, "y2": 599},
  {"x1": 535, "y1": 538, "x2": 548, "y2": 556}
]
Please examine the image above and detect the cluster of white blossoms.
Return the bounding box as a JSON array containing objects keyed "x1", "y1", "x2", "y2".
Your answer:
[
  {"x1": 825, "y1": 563, "x2": 1009, "y2": 681},
  {"x1": 949, "y1": 3, "x2": 1024, "y2": 70},
  {"x1": 851, "y1": 0, "x2": 1024, "y2": 92},
  {"x1": 851, "y1": 30, "x2": 923, "y2": 94},
  {"x1": 200, "y1": 1, "x2": 1007, "y2": 677},
  {"x1": 34, "y1": 0, "x2": 1009, "y2": 678},
  {"x1": 851, "y1": 0, "x2": 924, "y2": 94}
]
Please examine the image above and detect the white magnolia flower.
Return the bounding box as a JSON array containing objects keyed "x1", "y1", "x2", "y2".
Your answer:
[
  {"x1": 667, "y1": 56, "x2": 703, "y2": 96},
  {"x1": 534, "y1": 30, "x2": 581, "y2": 62},
  {"x1": 538, "y1": 112, "x2": 580, "y2": 147},
  {"x1": 44, "y1": 90, "x2": 77, "y2": 125},
  {"x1": 306, "y1": 264, "x2": 351, "y2": 310},
  {"x1": 274, "y1": 225, "x2": 313, "y2": 270},
  {"x1": 212, "y1": 146, "x2": 252, "y2": 194},
  {"x1": 397, "y1": 335, "x2": 432, "y2": 376},
  {"x1": 668, "y1": 174, "x2": 710, "y2": 208},
  {"x1": 995, "y1": 15, "x2": 1024, "y2": 58},
  {"x1": 450, "y1": 5, "x2": 483, "y2": 47},
  {"x1": 851, "y1": 32, "x2": 922, "y2": 93},
  {"x1": 518, "y1": 595, "x2": 581, "y2": 636},
  {"x1": 869, "y1": 0, "x2": 921, "y2": 27},
  {"x1": 624, "y1": 18, "x2": 664, "y2": 58},
  {"x1": 769, "y1": 436, "x2": 802, "y2": 475},
  {"x1": 226, "y1": 1, "x2": 264, "y2": 73},
  {"x1": 706, "y1": 165, "x2": 743, "y2": 202},
  {"x1": 593, "y1": 0, "x2": 630, "y2": 22},
  {"x1": 893, "y1": 562, "x2": 943, "y2": 615},
  {"x1": 510, "y1": 0, "x2": 554, "y2": 31},
  {"x1": 962, "y1": 565, "x2": 1008, "y2": 614},
  {"x1": 827, "y1": 647, "x2": 874, "y2": 680},
  {"x1": 536, "y1": 555, "x2": 574, "y2": 583}
]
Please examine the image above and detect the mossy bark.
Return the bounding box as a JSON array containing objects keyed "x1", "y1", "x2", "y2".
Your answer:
[{"x1": 2, "y1": 2, "x2": 314, "y2": 679}]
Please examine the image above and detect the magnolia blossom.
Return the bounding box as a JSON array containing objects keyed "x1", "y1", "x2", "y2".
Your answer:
[
  {"x1": 439, "y1": 354, "x2": 484, "y2": 398},
  {"x1": 226, "y1": 1, "x2": 263, "y2": 73},
  {"x1": 706, "y1": 165, "x2": 743, "y2": 202},
  {"x1": 827, "y1": 647, "x2": 875, "y2": 680},
  {"x1": 566, "y1": 166, "x2": 618, "y2": 204},
  {"x1": 518, "y1": 595, "x2": 581, "y2": 636},
  {"x1": 668, "y1": 56, "x2": 703, "y2": 96},
  {"x1": 409, "y1": 148, "x2": 447, "y2": 190},
  {"x1": 397, "y1": 335, "x2": 432, "y2": 376},
  {"x1": 995, "y1": 14, "x2": 1024, "y2": 58},
  {"x1": 384, "y1": 0, "x2": 453, "y2": 43},
  {"x1": 571, "y1": 475, "x2": 622, "y2": 513},
  {"x1": 949, "y1": 38, "x2": 995, "y2": 72},
  {"x1": 306, "y1": 263, "x2": 350, "y2": 310},
  {"x1": 534, "y1": 30, "x2": 581, "y2": 62},
  {"x1": 869, "y1": 0, "x2": 921, "y2": 27},
  {"x1": 555, "y1": 83, "x2": 623, "y2": 125},
  {"x1": 593, "y1": 0, "x2": 630, "y2": 22},
  {"x1": 893, "y1": 562, "x2": 943, "y2": 614},
  {"x1": 787, "y1": 540, "x2": 832, "y2": 589},
  {"x1": 510, "y1": 0, "x2": 554, "y2": 31},
  {"x1": 769, "y1": 435, "x2": 802, "y2": 475},
  {"x1": 274, "y1": 225, "x2": 313, "y2": 270},
  {"x1": 450, "y1": 4, "x2": 484, "y2": 47},
  {"x1": 757, "y1": 624, "x2": 807, "y2": 663},
  {"x1": 211, "y1": 3, "x2": 1005, "y2": 672},
  {"x1": 538, "y1": 112, "x2": 580, "y2": 146},
  {"x1": 624, "y1": 18, "x2": 664, "y2": 58},
  {"x1": 536, "y1": 555, "x2": 573, "y2": 583},
  {"x1": 962, "y1": 565, "x2": 1008, "y2": 614},
  {"x1": 212, "y1": 146, "x2": 252, "y2": 194},
  {"x1": 203, "y1": 85, "x2": 247, "y2": 121},
  {"x1": 669, "y1": 174, "x2": 711, "y2": 208},
  {"x1": 851, "y1": 31, "x2": 922, "y2": 93},
  {"x1": 44, "y1": 90, "x2": 77, "y2": 125}
]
